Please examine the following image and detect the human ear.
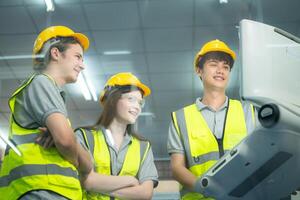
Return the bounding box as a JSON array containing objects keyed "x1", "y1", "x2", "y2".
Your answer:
[
  {"x1": 195, "y1": 67, "x2": 203, "y2": 79},
  {"x1": 49, "y1": 47, "x2": 60, "y2": 61}
]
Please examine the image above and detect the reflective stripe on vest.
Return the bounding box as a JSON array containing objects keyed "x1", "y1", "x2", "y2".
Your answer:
[
  {"x1": 0, "y1": 164, "x2": 78, "y2": 187},
  {"x1": 172, "y1": 99, "x2": 249, "y2": 200},
  {"x1": 0, "y1": 74, "x2": 82, "y2": 200},
  {"x1": 79, "y1": 128, "x2": 150, "y2": 200}
]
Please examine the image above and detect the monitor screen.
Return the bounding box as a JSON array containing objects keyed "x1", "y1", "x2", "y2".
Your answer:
[
  {"x1": 240, "y1": 19, "x2": 300, "y2": 111},
  {"x1": 196, "y1": 20, "x2": 300, "y2": 200}
]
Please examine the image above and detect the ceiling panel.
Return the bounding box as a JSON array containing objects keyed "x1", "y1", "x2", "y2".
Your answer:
[
  {"x1": 195, "y1": 0, "x2": 250, "y2": 26},
  {"x1": 147, "y1": 51, "x2": 194, "y2": 73},
  {"x1": 0, "y1": 34, "x2": 36, "y2": 54},
  {"x1": 94, "y1": 54, "x2": 149, "y2": 75},
  {"x1": 139, "y1": 0, "x2": 193, "y2": 28},
  {"x1": 84, "y1": 1, "x2": 140, "y2": 30},
  {"x1": 28, "y1": 4, "x2": 89, "y2": 32},
  {"x1": 25, "y1": 0, "x2": 81, "y2": 5},
  {"x1": 144, "y1": 28, "x2": 193, "y2": 52},
  {"x1": 261, "y1": 0, "x2": 300, "y2": 24},
  {"x1": 150, "y1": 72, "x2": 194, "y2": 92},
  {"x1": 0, "y1": 0, "x2": 23, "y2": 6},
  {"x1": 93, "y1": 30, "x2": 144, "y2": 53},
  {"x1": 0, "y1": 7, "x2": 36, "y2": 34}
]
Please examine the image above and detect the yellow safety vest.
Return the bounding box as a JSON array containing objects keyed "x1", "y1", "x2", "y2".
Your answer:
[
  {"x1": 0, "y1": 74, "x2": 82, "y2": 200},
  {"x1": 79, "y1": 128, "x2": 150, "y2": 200},
  {"x1": 172, "y1": 99, "x2": 254, "y2": 200}
]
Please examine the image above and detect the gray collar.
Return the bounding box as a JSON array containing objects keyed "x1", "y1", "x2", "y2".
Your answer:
[
  {"x1": 195, "y1": 96, "x2": 229, "y2": 112},
  {"x1": 101, "y1": 127, "x2": 133, "y2": 150}
]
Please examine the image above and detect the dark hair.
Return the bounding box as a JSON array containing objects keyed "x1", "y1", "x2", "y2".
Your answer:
[
  {"x1": 83, "y1": 86, "x2": 147, "y2": 141},
  {"x1": 197, "y1": 51, "x2": 234, "y2": 70},
  {"x1": 33, "y1": 36, "x2": 83, "y2": 71}
]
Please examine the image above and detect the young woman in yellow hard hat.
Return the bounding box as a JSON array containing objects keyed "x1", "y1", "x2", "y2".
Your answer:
[{"x1": 75, "y1": 72, "x2": 158, "y2": 200}]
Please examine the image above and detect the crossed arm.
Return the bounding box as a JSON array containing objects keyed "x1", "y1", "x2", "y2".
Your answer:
[
  {"x1": 38, "y1": 117, "x2": 155, "y2": 199},
  {"x1": 44, "y1": 113, "x2": 93, "y2": 176},
  {"x1": 83, "y1": 170, "x2": 154, "y2": 200}
]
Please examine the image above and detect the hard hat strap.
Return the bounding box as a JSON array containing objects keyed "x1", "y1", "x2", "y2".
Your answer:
[{"x1": 39, "y1": 38, "x2": 61, "y2": 59}]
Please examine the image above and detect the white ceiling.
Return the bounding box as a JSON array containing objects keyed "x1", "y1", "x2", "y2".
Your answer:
[{"x1": 0, "y1": 0, "x2": 300, "y2": 158}]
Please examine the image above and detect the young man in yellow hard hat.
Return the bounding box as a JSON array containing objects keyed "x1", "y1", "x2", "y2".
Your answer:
[
  {"x1": 0, "y1": 26, "x2": 93, "y2": 200},
  {"x1": 167, "y1": 39, "x2": 256, "y2": 200}
]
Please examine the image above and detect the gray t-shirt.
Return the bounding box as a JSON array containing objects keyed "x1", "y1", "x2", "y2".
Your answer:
[
  {"x1": 14, "y1": 74, "x2": 67, "y2": 128},
  {"x1": 75, "y1": 128, "x2": 159, "y2": 187},
  {"x1": 12, "y1": 74, "x2": 69, "y2": 199},
  {"x1": 167, "y1": 97, "x2": 256, "y2": 155}
]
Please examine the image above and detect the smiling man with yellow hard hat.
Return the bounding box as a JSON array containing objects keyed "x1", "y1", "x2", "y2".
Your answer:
[
  {"x1": 0, "y1": 26, "x2": 93, "y2": 200},
  {"x1": 167, "y1": 39, "x2": 256, "y2": 200}
]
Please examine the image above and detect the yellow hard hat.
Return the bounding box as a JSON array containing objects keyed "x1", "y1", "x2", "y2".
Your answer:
[
  {"x1": 194, "y1": 39, "x2": 236, "y2": 70},
  {"x1": 100, "y1": 72, "x2": 151, "y2": 102},
  {"x1": 33, "y1": 26, "x2": 89, "y2": 55}
]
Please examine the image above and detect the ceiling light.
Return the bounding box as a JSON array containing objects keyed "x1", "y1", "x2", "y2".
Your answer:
[
  {"x1": 77, "y1": 73, "x2": 92, "y2": 101},
  {"x1": 83, "y1": 73, "x2": 98, "y2": 101},
  {"x1": 103, "y1": 51, "x2": 131, "y2": 55},
  {"x1": 44, "y1": 0, "x2": 55, "y2": 12},
  {"x1": 0, "y1": 54, "x2": 44, "y2": 60},
  {"x1": 77, "y1": 72, "x2": 97, "y2": 101},
  {"x1": 219, "y1": 0, "x2": 228, "y2": 4}
]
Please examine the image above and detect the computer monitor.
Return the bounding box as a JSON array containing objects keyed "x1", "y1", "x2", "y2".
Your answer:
[
  {"x1": 240, "y1": 19, "x2": 300, "y2": 111},
  {"x1": 196, "y1": 19, "x2": 300, "y2": 200}
]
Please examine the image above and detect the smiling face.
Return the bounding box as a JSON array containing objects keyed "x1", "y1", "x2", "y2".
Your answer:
[
  {"x1": 197, "y1": 58, "x2": 231, "y2": 92},
  {"x1": 115, "y1": 90, "x2": 143, "y2": 125},
  {"x1": 57, "y1": 43, "x2": 84, "y2": 83}
]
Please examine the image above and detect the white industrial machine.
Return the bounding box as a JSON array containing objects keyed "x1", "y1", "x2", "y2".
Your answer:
[{"x1": 195, "y1": 19, "x2": 300, "y2": 199}]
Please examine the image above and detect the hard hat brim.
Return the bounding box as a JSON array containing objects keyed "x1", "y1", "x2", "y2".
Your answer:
[
  {"x1": 71, "y1": 33, "x2": 89, "y2": 51},
  {"x1": 137, "y1": 83, "x2": 151, "y2": 97},
  {"x1": 194, "y1": 49, "x2": 236, "y2": 70}
]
